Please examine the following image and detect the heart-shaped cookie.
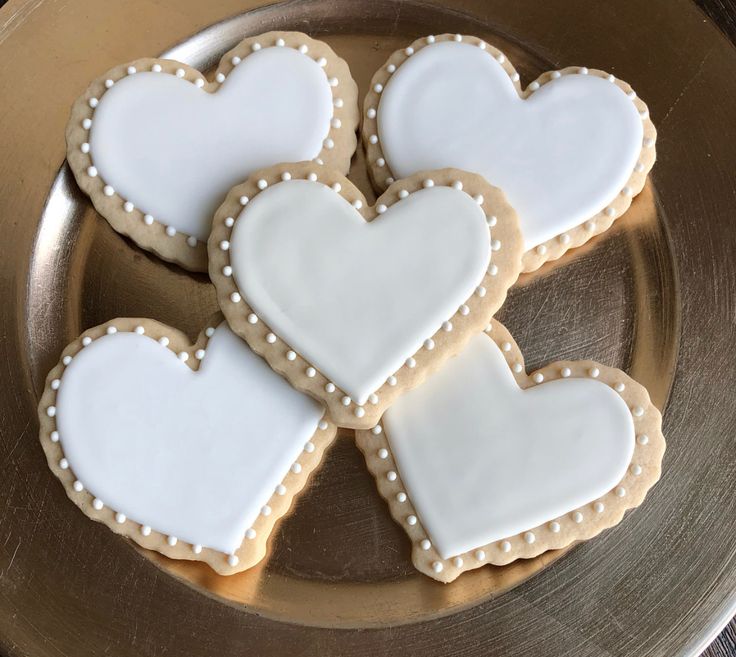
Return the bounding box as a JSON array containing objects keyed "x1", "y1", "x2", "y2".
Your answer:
[
  {"x1": 363, "y1": 34, "x2": 656, "y2": 272},
  {"x1": 209, "y1": 163, "x2": 523, "y2": 429},
  {"x1": 356, "y1": 321, "x2": 664, "y2": 582},
  {"x1": 66, "y1": 31, "x2": 358, "y2": 271},
  {"x1": 38, "y1": 317, "x2": 336, "y2": 574}
]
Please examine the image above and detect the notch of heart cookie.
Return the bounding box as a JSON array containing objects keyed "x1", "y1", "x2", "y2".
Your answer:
[
  {"x1": 209, "y1": 162, "x2": 523, "y2": 430},
  {"x1": 38, "y1": 316, "x2": 337, "y2": 575},
  {"x1": 362, "y1": 33, "x2": 657, "y2": 273},
  {"x1": 66, "y1": 31, "x2": 358, "y2": 271},
  {"x1": 355, "y1": 320, "x2": 665, "y2": 583}
]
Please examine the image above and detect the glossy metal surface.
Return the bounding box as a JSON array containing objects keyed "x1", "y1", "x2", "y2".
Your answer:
[{"x1": 0, "y1": 1, "x2": 735, "y2": 655}]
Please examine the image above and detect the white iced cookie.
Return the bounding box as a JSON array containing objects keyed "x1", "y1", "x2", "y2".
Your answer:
[
  {"x1": 66, "y1": 31, "x2": 359, "y2": 271},
  {"x1": 356, "y1": 320, "x2": 665, "y2": 583},
  {"x1": 209, "y1": 162, "x2": 524, "y2": 429},
  {"x1": 38, "y1": 316, "x2": 337, "y2": 575},
  {"x1": 363, "y1": 34, "x2": 656, "y2": 272}
]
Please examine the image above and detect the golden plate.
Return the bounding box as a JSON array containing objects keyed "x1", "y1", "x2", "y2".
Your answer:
[{"x1": 1, "y1": 0, "x2": 735, "y2": 654}]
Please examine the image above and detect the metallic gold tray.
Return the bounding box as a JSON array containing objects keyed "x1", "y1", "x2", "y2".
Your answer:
[{"x1": 1, "y1": 0, "x2": 735, "y2": 655}]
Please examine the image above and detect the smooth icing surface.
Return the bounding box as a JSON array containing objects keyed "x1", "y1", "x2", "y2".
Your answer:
[
  {"x1": 90, "y1": 47, "x2": 333, "y2": 240},
  {"x1": 384, "y1": 334, "x2": 635, "y2": 558},
  {"x1": 378, "y1": 42, "x2": 643, "y2": 248},
  {"x1": 230, "y1": 180, "x2": 490, "y2": 405},
  {"x1": 55, "y1": 323, "x2": 323, "y2": 553}
]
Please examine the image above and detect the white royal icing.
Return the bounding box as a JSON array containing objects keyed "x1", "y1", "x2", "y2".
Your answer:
[
  {"x1": 383, "y1": 334, "x2": 635, "y2": 558},
  {"x1": 89, "y1": 47, "x2": 333, "y2": 241},
  {"x1": 55, "y1": 323, "x2": 323, "y2": 554},
  {"x1": 377, "y1": 41, "x2": 643, "y2": 248},
  {"x1": 229, "y1": 179, "x2": 490, "y2": 405}
]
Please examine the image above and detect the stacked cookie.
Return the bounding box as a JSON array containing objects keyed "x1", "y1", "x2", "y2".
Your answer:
[{"x1": 40, "y1": 31, "x2": 664, "y2": 583}]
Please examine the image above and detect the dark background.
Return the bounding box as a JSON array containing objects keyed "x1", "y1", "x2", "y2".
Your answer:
[{"x1": 0, "y1": 0, "x2": 733, "y2": 655}]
